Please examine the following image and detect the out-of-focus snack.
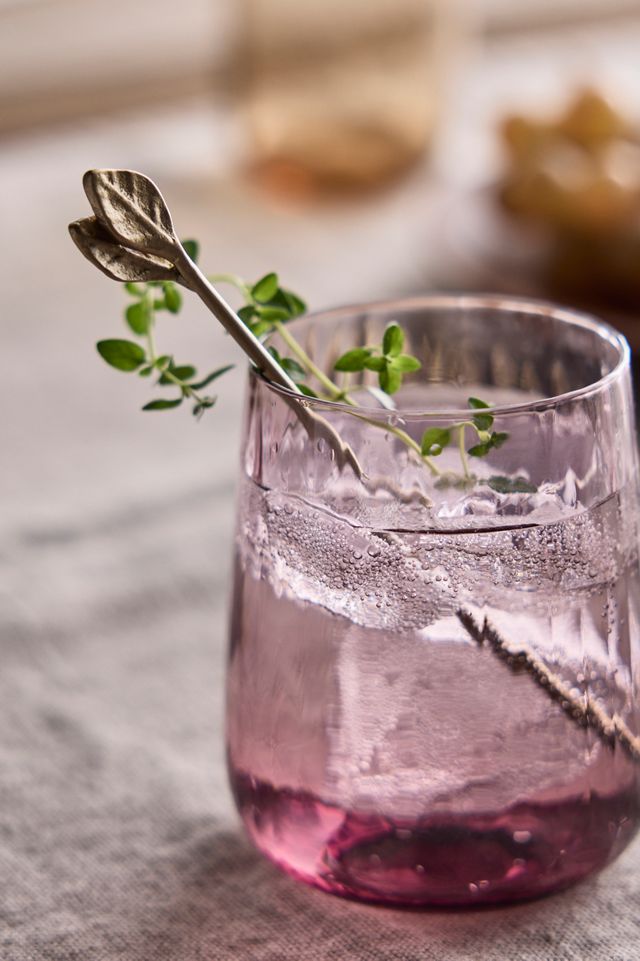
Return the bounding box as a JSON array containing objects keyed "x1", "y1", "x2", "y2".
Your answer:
[
  {"x1": 497, "y1": 89, "x2": 640, "y2": 308},
  {"x1": 500, "y1": 89, "x2": 640, "y2": 233}
]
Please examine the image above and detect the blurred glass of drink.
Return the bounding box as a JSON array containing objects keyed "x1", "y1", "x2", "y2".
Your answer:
[{"x1": 242, "y1": 0, "x2": 451, "y2": 193}]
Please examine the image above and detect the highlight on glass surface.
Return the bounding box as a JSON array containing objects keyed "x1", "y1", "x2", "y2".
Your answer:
[{"x1": 227, "y1": 295, "x2": 640, "y2": 906}]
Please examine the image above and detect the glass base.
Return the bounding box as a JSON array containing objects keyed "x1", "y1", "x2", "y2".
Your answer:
[{"x1": 232, "y1": 771, "x2": 639, "y2": 907}]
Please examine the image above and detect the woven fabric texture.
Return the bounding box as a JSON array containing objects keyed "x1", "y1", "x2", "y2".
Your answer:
[{"x1": 2, "y1": 478, "x2": 640, "y2": 961}]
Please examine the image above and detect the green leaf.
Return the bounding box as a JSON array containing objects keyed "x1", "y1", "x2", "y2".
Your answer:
[
  {"x1": 154, "y1": 355, "x2": 172, "y2": 370},
  {"x1": 379, "y1": 365, "x2": 402, "y2": 394},
  {"x1": 125, "y1": 300, "x2": 152, "y2": 335},
  {"x1": 138, "y1": 365, "x2": 153, "y2": 378},
  {"x1": 256, "y1": 305, "x2": 290, "y2": 322},
  {"x1": 468, "y1": 441, "x2": 491, "y2": 457},
  {"x1": 97, "y1": 339, "x2": 146, "y2": 371},
  {"x1": 159, "y1": 364, "x2": 196, "y2": 384},
  {"x1": 190, "y1": 365, "x2": 234, "y2": 390},
  {"x1": 238, "y1": 305, "x2": 257, "y2": 325},
  {"x1": 252, "y1": 272, "x2": 279, "y2": 303},
  {"x1": 281, "y1": 289, "x2": 306, "y2": 317},
  {"x1": 363, "y1": 355, "x2": 385, "y2": 372},
  {"x1": 171, "y1": 365, "x2": 197, "y2": 381},
  {"x1": 334, "y1": 348, "x2": 372, "y2": 372},
  {"x1": 263, "y1": 288, "x2": 296, "y2": 318},
  {"x1": 382, "y1": 323, "x2": 404, "y2": 357},
  {"x1": 182, "y1": 239, "x2": 199, "y2": 262},
  {"x1": 163, "y1": 283, "x2": 182, "y2": 313},
  {"x1": 142, "y1": 397, "x2": 183, "y2": 410},
  {"x1": 421, "y1": 427, "x2": 451, "y2": 456},
  {"x1": 280, "y1": 357, "x2": 306, "y2": 380},
  {"x1": 468, "y1": 431, "x2": 508, "y2": 457},
  {"x1": 249, "y1": 319, "x2": 274, "y2": 339},
  {"x1": 473, "y1": 412, "x2": 494, "y2": 431},
  {"x1": 469, "y1": 397, "x2": 494, "y2": 431},
  {"x1": 192, "y1": 397, "x2": 216, "y2": 417},
  {"x1": 299, "y1": 384, "x2": 319, "y2": 398},
  {"x1": 125, "y1": 282, "x2": 145, "y2": 296},
  {"x1": 390, "y1": 354, "x2": 421, "y2": 373},
  {"x1": 487, "y1": 475, "x2": 537, "y2": 494}
]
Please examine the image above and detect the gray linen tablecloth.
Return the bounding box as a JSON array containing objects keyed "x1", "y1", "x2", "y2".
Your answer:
[
  {"x1": 3, "y1": 469, "x2": 640, "y2": 961},
  {"x1": 2, "y1": 83, "x2": 640, "y2": 958}
]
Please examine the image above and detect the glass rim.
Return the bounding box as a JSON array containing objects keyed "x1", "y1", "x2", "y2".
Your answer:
[{"x1": 256, "y1": 293, "x2": 630, "y2": 419}]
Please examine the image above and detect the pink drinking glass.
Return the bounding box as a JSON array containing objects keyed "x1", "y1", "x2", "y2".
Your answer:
[{"x1": 227, "y1": 295, "x2": 640, "y2": 906}]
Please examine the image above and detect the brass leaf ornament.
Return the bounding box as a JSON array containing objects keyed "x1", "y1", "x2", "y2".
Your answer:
[
  {"x1": 69, "y1": 168, "x2": 299, "y2": 393},
  {"x1": 68, "y1": 167, "x2": 364, "y2": 477},
  {"x1": 69, "y1": 216, "x2": 183, "y2": 286},
  {"x1": 82, "y1": 169, "x2": 178, "y2": 260}
]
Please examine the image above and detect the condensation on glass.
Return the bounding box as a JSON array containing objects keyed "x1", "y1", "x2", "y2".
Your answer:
[{"x1": 227, "y1": 296, "x2": 640, "y2": 906}]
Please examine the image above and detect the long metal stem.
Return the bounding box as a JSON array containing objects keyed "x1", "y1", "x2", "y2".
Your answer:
[
  {"x1": 174, "y1": 250, "x2": 300, "y2": 394},
  {"x1": 173, "y1": 247, "x2": 364, "y2": 477}
]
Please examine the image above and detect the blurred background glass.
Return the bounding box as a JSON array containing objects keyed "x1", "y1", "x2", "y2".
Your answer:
[{"x1": 242, "y1": 0, "x2": 451, "y2": 194}]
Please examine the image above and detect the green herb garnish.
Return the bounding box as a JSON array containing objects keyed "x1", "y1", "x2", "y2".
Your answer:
[
  {"x1": 95, "y1": 252, "x2": 516, "y2": 485},
  {"x1": 334, "y1": 322, "x2": 421, "y2": 395},
  {"x1": 70, "y1": 168, "x2": 524, "y2": 489}
]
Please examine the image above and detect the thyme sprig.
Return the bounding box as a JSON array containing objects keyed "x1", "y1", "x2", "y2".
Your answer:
[
  {"x1": 96, "y1": 256, "x2": 510, "y2": 480},
  {"x1": 334, "y1": 322, "x2": 421, "y2": 395},
  {"x1": 97, "y1": 243, "x2": 234, "y2": 418},
  {"x1": 69, "y1": 168, "x2": 514, "y2": 486}
]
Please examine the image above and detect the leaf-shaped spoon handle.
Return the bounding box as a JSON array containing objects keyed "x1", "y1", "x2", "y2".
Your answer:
[
  {"x1": 73, "y1": 169, "x2": 299, "y2": 394},
  {"x1": 69, "y1": 168, "x2": 363, "y2": 476},
  {"x1": 69, "y1": 216, "x2": 184, "y2": 286}
]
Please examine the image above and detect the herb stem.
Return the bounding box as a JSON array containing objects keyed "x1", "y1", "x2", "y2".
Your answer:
[
  {"x1": 145, "y1": 306, "x2": 157, "y2": 364},
  {"x1": 273, "y1": 320, "x2": 353, "y2": 403},
  {"x1": 162, "y1": 366, "x2": 209, "y2": 406},
  {"x1": 209, "y1": 273, "x2": 252, "y2": 300},
  {"x1": 163, "y1": 368, "x2": 193, "y2": 397},
  {"x1": 135, "y1": 268, "x2": 471, "y2": 483},
  {"x1": 348, "y1": 413, "x2": 442, "y2": 477},
  {"x1": 145, "y1": 308, "x2": 206, "y2": 404},
  {"x1": 452, "y1": 419, "x2": 485, "y2": 438},
  {"x1": 458, "y1": 425, "x2": 471, "y2": 479},
  {"x1": 271, "y1": 320, "x2": 444, "y2": 474},
  {"x1": 272, "y1": 321, "x2": 441, "y2": 475}
]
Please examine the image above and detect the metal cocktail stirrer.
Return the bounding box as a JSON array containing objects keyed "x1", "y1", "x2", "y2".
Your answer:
[
  {"x1": 69, "y1": 171, "x2": 640, "y2": 761},
  {"x1": 68, "y1": 168, "x2": 362, "y2": 477}
]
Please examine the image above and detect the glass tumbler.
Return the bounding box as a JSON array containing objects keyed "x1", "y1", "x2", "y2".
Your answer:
[
  {"x1": 241, "y1": 0, "x2": 452, "y2": 192},
  {"x1": 227, "y1": 295, "x2": 640, "y2": 906}
]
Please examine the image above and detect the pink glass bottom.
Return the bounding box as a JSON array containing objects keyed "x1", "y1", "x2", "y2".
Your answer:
[{"x1": 231, "y1": 770, "x2": 639, "y2": 906}]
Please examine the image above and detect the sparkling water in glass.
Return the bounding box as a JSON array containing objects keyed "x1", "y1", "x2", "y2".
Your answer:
[{"x1": 227, "y1": 296, "x2": 640, "y2": 906}]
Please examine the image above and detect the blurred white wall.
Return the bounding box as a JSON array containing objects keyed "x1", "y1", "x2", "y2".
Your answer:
[
  {"x1": 0, "y1": 0, "x2": 236, "y2": 131},
  {"x1": 1, "y1": 0, "x2": 639, "y2": 134}
]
